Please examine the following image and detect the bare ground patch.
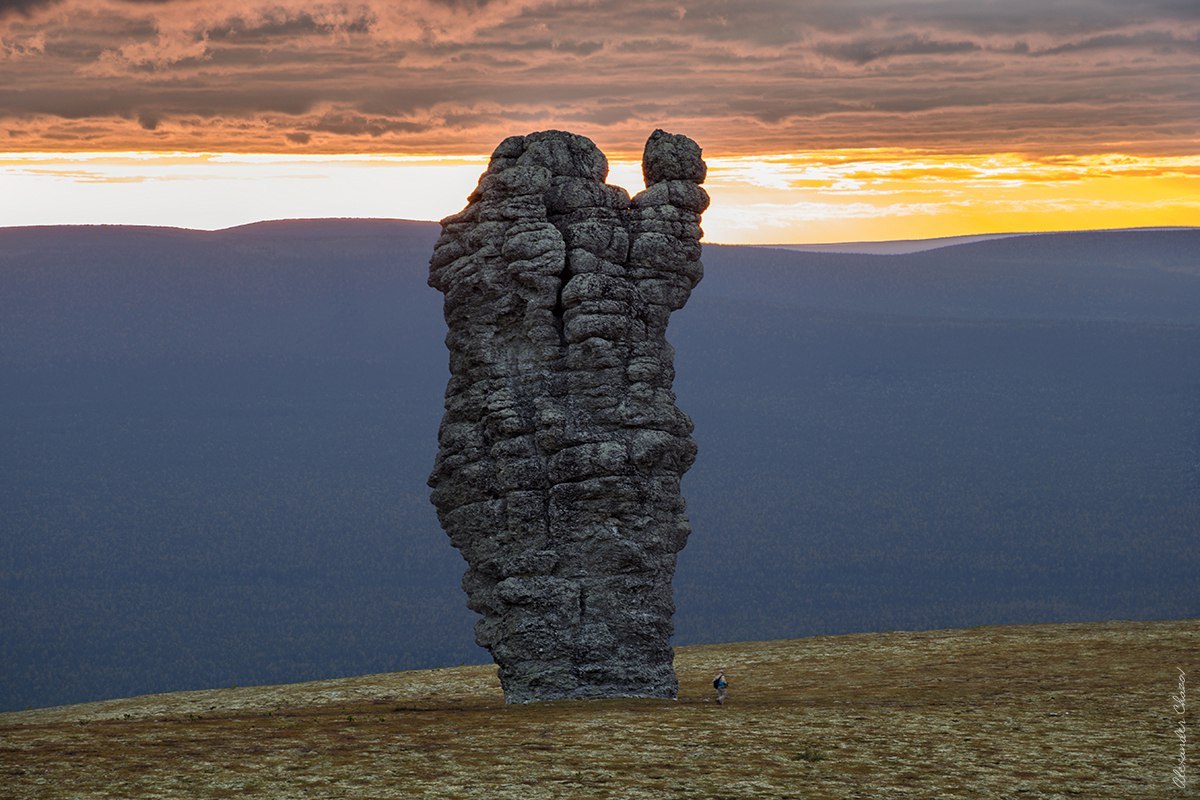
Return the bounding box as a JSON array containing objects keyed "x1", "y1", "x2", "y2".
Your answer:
[{"x1": 2, "y1": 619, "x2": 1195, "y2": 799}]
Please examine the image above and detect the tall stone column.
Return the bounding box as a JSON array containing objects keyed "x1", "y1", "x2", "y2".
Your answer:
[{"x1": 427, "y1": 129, "x2": 707, "y2": 702}]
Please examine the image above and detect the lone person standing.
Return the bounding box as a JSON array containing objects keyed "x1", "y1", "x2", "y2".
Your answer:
[{"x1": 713, "y1": 670, "x2": 728, "y2": 704}]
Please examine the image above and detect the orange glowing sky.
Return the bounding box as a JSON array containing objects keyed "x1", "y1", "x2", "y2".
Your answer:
[{"x1": 1, "y1": 0, "x2": 1197, "y2": 242}]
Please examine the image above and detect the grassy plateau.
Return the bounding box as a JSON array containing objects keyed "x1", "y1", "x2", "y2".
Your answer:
[{"x1": 2, "y1": 619, "x2": 1195, "y2": 799}]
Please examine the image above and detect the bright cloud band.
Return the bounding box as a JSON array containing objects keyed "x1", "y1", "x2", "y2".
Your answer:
[{"x1": 3, "y1": 150, "x2": 1197, "y2": 243}]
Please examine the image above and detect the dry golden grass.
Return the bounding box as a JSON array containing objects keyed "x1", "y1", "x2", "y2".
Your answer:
[{"x1": 2, "y1": 619, "x2": 1195, "y2": 799}]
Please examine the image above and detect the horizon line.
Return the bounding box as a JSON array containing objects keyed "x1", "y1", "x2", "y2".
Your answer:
[{"x1": 0, "y1": 218, "x2": 1195, "y2": 249}]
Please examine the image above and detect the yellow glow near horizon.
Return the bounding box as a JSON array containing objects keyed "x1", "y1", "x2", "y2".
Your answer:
[
  {"x1": 1, "y1": 150, "x2": 1197, "y2": 243},
  {"x1": 699, "y1": 151, "x2": 1200, "y2": 243}
]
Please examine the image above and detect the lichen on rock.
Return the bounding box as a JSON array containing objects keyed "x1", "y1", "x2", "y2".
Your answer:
[{"x1": 427, "y1": 129, "x2": 707, "y2": 703}]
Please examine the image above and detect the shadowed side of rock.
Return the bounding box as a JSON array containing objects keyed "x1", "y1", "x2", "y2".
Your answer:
[{"x1": 427, "y1": 129, "x2": 707, "y2": 703}]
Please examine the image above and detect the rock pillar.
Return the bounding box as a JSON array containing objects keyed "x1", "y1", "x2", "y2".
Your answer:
[{"x1": 428, "y1": 129, "x2": 707, "y2": 702}]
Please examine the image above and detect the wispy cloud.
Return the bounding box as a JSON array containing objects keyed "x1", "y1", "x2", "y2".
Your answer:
[{"x1": 0, "y1": 0, "x2": 1196, "y2": 156}]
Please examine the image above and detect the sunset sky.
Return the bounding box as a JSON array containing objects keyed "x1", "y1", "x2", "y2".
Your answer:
[{"x1": 1, "y1": 0, "x2": 1197, "y2": 242}]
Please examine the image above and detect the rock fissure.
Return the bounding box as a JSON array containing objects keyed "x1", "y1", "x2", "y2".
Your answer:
[
  {"x1": 550, "y1": 255, "x2": 571, "y2": 347},
  {"x1": 427, "y1": 129, "x2": 708, "y2": 703}
]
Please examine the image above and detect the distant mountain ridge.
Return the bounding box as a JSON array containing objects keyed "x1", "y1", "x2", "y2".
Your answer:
[
  {"x1": 756, "y1": 226, "x2": 1200, "y2": 255},
  {"x1": 760, "y1": 231, "x2": 1027, "y2": 254},
  {"x1": 1, "y1": 220, "x2": 1197, "y2": 711}
]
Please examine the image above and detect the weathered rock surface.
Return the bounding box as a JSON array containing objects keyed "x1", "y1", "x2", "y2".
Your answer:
[{"x1": 427, "y1": 129, "x2": 707, "y2": 703}]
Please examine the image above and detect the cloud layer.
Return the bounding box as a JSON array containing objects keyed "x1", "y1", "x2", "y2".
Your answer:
[{"x1": 2, "y1": 0, "x2": 1198, "y2": 156}]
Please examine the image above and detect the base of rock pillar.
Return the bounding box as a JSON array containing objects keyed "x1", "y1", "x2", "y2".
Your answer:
[{"x1": 500, "y1": 664, "x2": 679, "y2": 704}]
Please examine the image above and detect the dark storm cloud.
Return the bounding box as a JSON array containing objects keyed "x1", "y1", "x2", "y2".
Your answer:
[
  {"x1": 0, "y1": 0, "x2": 59, "y2": 17},
  {"x1": 0, "y1": 0, "x2": 1197, "y2": 155},
  {"x1": 204, "y1": 9, "x2": 376, "y2": 42},
  {"x1": 815, "y1": 34, "x2": 981, "y2": 64},
  {"x1": 0, "y1": 84, "x2": 324, "y2": 118},
  {"x1": 837, "y1": 0, "x2": 1200, "y2": 36},
  {"x1": 308, "y1": 111, "x2": 431, "y2": 136},
  {"x1": 1033, "y1": 29, "x2": 1200, "y2": 56}
]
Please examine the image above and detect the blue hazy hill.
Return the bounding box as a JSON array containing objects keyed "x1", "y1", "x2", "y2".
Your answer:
[{"x1": 1, "y1": 221, "x2": 1197, "y2": 711}]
